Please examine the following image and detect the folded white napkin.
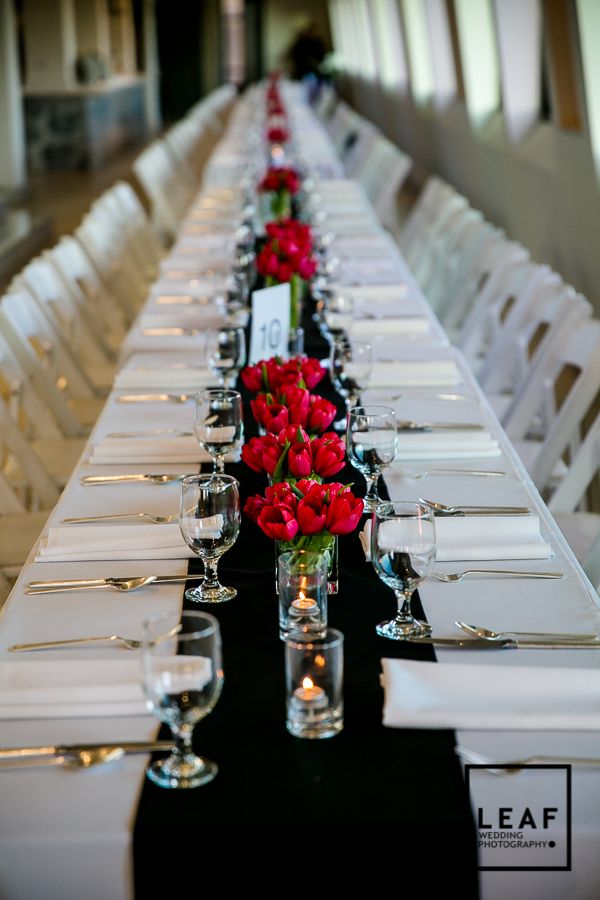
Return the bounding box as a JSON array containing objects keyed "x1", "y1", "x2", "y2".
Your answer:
[
  {"x1": 0, "y1": 659, "x2": 148, "y2": 719},
  {"x1": 335, "y1": 283, "x2": 409, "y2": 302},
  {"x1": 35, "y1": 523, "x2": 194, "y2": 561},
  {"x1": 381, "y1": 659, "x2": 600, "y2": 730},
  {"x1": 159, "y1": 255, "x2": 231, "y2": 273},
  {"x1": 370, "y1": 360, "x2": 462, "y2": 388},
  {"x1": 149, "y1": 278, "x2": 221, "y2": 298},
  {"x1": 114, "y1": 367, "x2": 215, "y2": 391},
  {"x1": 360, "y1": 516, "x2": 551, "y2": 561},
  {"x1": 351, "y1": 317, "x2": 430, "y2": 337},
  {"x1": 390, "y1": 430, "x2": 501, "y2": 460},
  {"x1": 88, "y1": 436, "x2": 221, "y2": 465}
]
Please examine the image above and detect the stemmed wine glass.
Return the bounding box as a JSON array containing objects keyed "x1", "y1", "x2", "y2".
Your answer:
[
  {"x1": 371, "y1": 501, "x2": 436, "y2": 639},
  {"x1": 346, "y1": 405, "x2": 398, "y2": 512},
  {"x1": 330, "y1": 339, "x2": 372, "y2": 431},
  {"x1": 142, "y1": 609, "x2": 223, "y2": 789},
  {"x1": 179, "y1": 474, "x2": 240, "y2": 603},
  {"x1": 324, "y1": 294, "x2": 354, "y2": 344},
  {"x1": 209, "y1": 326, "x2": 246, "y2": 388},
  {"x1": 195, "y1": 389, "x2": 243, "y2": 473}
]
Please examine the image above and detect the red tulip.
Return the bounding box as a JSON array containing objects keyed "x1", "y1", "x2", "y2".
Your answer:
[
  {"x1": 265, "y1": 481, "x2": 298, "y2": 510},
  {"x1": 306, "y1": 396, "x2": 337, "y2": 433},
  {"x1": 258, "y1": 505, "x2": 298, "y2": 541},
  {"x1": 299, "y1": 357, "x2": 326, "y2": 389},
  {"x1": 311, "y1": 433, "x2": 346, "y2": 477},
  {"x1": 296, "y1": 493, "x2": 328, "y2": 535},
  {"x1": 243, "y1": 495, "x2": 267, "y2": 523},
  {"x1": 325, "y1": 490, "x2": 364, "y2": 535},
  {"x1": 288, "y1": 442, "x2": 313, "y2": 477},
  {"x1": 241, "y1": 362, "x2": 264, "y2": 392}
]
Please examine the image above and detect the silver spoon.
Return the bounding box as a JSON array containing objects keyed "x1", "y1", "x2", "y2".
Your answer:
[{"x1": 455, "y1": 620, "x2": 598, "y2": 641}]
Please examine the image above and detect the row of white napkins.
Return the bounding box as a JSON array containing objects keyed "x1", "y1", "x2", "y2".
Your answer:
[
  {"x1": 0, "y1": 659, "x2": 148, "y2": 719},
  {"x1": 113, "y1": 366, "x2": 215, "y2": 391},
  {"x1": 36, "y1": 523, "x2": 193, "y2": 561},
  {"x1": 381, "y1": 659, "x2": 600, "y2": 730},
  {"x1": 360, "y1": 516, "x2": 552, "y2": 561}
]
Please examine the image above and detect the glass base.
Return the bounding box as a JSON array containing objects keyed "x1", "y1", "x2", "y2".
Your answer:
[
  {"x1": 286, "y1": 717, "x2": 343, "y2": 740},
  {"x1": 362, "y1": 496, "x2": 381, "y2": 513},
  {"x1": 185, "y1": 584, "x2": 237, "y2": 603},
  {"x1": 375, "y1": 617, "x2": 432, "y2": 640},
  {"x1": 146, "y1": 754, "x2": 218, "y2": 789}
]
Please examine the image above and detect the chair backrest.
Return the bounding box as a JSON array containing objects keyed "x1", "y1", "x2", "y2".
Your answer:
[
  {"x1": 93, "y1": 185, "x2": 160, "y2": 284},
  {"x1": 0, "y1": 394, "x2": 59, "y2": 512},
  {"x1": 48, "y1": 235, "x2": 126, "y2": 353},
  {"x1": 16, "y1": 256, "x2": 111, "y2": 375},
  {"x1": 132, "y1": 139, "x2": 194, "y2": 241},
  {"x1": 0, "y1": 291, "x2": 87, "y2": 438},
  {"x1": 505, "y1": 317, "x2": 600, "y2": 492},
  {"x1": 397, "y1": 175, "x2": 457, "y2": 265},
  {"x1": 479, "y1": 277, "x2": 592, "y2": 398},
  {"x1": 75, "y1": 206, "x2": 146, "y2": 320}
]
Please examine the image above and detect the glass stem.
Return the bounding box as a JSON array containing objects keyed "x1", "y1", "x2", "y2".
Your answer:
[
  {"x1": 203, "y1": 558, "x2": 221, "y2": 591},
  {"x1": 394, "y1": 589, "x2": 414, "y2": 624},
  {"x1": 172, "y1": 724, "x2": 194, "y2": 759},
  {"x1": 364, "y1": 472, "x2": 380, "y2": 504},
  {"x1": 214, "y1": 455, "x2": 225, "y2": 474}
]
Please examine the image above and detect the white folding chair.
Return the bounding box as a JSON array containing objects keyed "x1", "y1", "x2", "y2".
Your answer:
[
  {"x1": 133, "y1": 139, "x2": 195, "y2": 242},
  {"x1": 75, "y1": 205, "x2": 147, "y2": 322},
  {"x1": 48, "y1": 234, "x2": 127, "y2": 357},
  {"x1": 0, "y1": 304, "x2": 86, "y2": 487},
  {"x1": 97, "y1": 181, "x2": 164, "y2": 279},
  {"x1": 504, "y1": 317, "x2": 600, "y2": 495},
  {"x1": 16, "y1": 256, "x2": 117, "y2": 393},
  {"x1": 0, "y1": 290, "x2": 101, "y2": 434}
]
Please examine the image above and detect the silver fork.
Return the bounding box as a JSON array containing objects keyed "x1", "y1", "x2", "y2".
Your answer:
[
  {"x1": 396, "y1": 468, "x2": 506, "y2": 479},
  {"x1": 62, "y1": 512, "x2": 178, "y2": 525},
  {"x1": 116, "y1": 393, "x2": 193, "y2": 404},
  {"x1": 433, "y1": 570, "x2": 564, "y2": 582},
  {"x1": 9, "y1": 634, "x2": 142, "y2": 652},
  {"x1": 455, "y1": 745, "x2": 600, "y2": 774}
]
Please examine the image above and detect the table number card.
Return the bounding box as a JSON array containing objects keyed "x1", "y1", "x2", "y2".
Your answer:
[{"x1": 249, "y1": 283, "x2": 291, "y2": 364}]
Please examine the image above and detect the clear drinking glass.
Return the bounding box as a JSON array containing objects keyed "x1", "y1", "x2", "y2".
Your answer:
[
  {"x1": 142, "y1": 610, "x2": 223, "y2": 789},
  {"x1": 371, "y1": 500, "x2": 436, "y2": 639},
  {"x1": 330, "y1": 339, "x2": 372, "y2": 431},
  {"x1": 209, "y1": 326, "x2": 246, "y2": 388},
  {"x1": 346, "y1": 405, "x2": 398, "y2": 512},
  {"x1": 194, "y1": 389, "x2": 243, "y2": 473},
  {"x1": 285, "y1": 628, "x2": 344, "y2": 739},
  {"x1": 179, "y1": 474, "x2": 240, "y2": 603},
  {"x1": 278, "y1": 549, "x2": 328, "y2": 640}
]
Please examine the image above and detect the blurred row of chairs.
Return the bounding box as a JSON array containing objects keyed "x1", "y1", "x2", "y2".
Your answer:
[
  {"x1": 0, "y1": 84, "x2": 236, "y2": 602},
  {"x1": 315, "y1": 86, "x2": 600, "y2": 589}
]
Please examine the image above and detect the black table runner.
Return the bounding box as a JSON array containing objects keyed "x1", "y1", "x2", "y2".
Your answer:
[{"x1": 133, "y1": 305, "x2": 479, "y2": 895}]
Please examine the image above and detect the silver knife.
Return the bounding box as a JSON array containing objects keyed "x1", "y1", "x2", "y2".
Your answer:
[
  {"x1": 397, "y1": 421, "x2": 486, "y2": 432},
  {"x1": 0, "y1": 741, "x2": 174, "y2": 761},
  {"x1": 407, "y1": 637, "x2": 600, "y2": 649},
  {"x1": 26, "y1": 574, "x2": 204, "y2": 594},
  {"x1": 104, "y1": 430, "x2": 194, "y2": 439},
  {"x1": 141, "y1": 327, "x2": 204, "y2": 337},
  {"x1": 81, "y1": 474, "x2": 187, "y2": 485}
]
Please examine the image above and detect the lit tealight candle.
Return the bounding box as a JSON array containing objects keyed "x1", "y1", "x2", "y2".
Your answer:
[
  {"x1": 293, "y1": 677, "x2": 326, "y2": 706},
  {"x1": 290, "y1": 591, "x2": 319, "y2": 617}
]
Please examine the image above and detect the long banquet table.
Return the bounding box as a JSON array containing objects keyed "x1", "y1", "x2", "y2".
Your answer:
[{"x1": 2, "y1": 84, "x2": 600, "y2": 899}]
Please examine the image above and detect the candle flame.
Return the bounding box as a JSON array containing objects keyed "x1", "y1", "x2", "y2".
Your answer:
[
  {"x1": 302, "y1": 677, "x2": 314, "y2": 690},
  {"x1": 314, "y1": 654, "x2": 326, "y2": 668},
  {"x1": 298, "y1": 590, "x2": 306, "y2": 601}
]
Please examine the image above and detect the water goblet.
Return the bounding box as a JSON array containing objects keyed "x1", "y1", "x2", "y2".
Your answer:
[
  {"x1": 209, "y1": 326, "x2": 246, "y2": 388},
  {"x1": 195, "y1": 389, "x2": 243, "y2": 473},
  {"x1": 179, "y1": 474, "x2": 240, "y2": 603},
  {"x1": 346, "y1": 405, "x2": 398, "y2": 512},
  {"x1": 324, "y1": 294, "x2": 354, "y2": 344},
  {"x1": 371, "y1": 500, "x2": 436, "y2": 639},
  {"x1": 330, "y1": 339, "x2": 372, "y2": 431},
  {"x1": 142, "y1": 609, "x2": 223, "y2": 789}
]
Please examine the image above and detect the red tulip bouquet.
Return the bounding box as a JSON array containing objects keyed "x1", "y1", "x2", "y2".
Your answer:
[
  {"x1": 259, "y1": 166, "x2": 300, "y2": 219},
  {"x1": 244, "y1": 478, "x2": 364, "y2": 559},
  {"x1": 242, "y1": 427, "x2": 345, "y2": 483},
  {"x1": 241, "y1": 354, "x2": 326, "y2": 395},
  {"x1": 256, "y1": 219, "x2": 317, "y2": 328}
]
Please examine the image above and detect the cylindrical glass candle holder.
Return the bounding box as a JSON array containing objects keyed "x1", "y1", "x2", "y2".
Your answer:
[
  {"x1": 277, "y1": 550, "x2": 327, "y2": 641},
  {"x1": 285, "y1": 628, "x2": 344, "y2": 739}
]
